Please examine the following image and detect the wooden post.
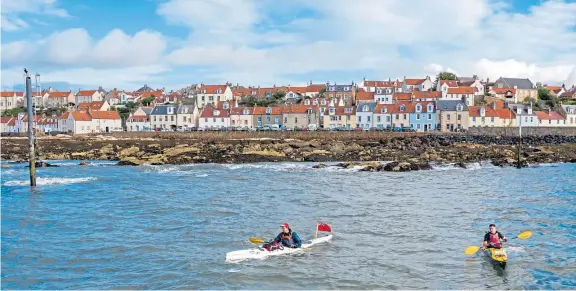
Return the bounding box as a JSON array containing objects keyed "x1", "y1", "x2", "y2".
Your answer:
[
  {"x1": 517, "y1": 112, "x2": 522, "y2": 169},
  {"x1": 25, "y1": 69, "x2": 37, "y2": 186}
]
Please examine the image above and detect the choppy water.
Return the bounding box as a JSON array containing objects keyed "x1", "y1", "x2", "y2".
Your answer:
[{"x1": 1, "y1": 160, "x2": 575, "y2": 289}]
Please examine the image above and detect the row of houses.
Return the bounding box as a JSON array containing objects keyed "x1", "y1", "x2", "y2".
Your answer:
[{"x1": 3, "y1": 77, "x2": 575, "y2": 114}]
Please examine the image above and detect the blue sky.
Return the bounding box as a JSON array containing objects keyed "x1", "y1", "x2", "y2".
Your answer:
[{"x1": 2, "y1": 0, "x2": 575, "y2": 92}]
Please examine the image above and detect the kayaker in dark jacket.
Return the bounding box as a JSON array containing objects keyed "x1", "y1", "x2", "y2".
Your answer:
[
  {"x1": 274, "y1": 222, "x2": 302, "y2": 248},
  {"x1": 483, "y1": 224, "x2": 507, "y2": 248}
]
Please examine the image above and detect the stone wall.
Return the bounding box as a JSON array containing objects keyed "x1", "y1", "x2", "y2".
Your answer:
[{"x1": 467, "y1": 127, "x2": 576, "y2": 136}]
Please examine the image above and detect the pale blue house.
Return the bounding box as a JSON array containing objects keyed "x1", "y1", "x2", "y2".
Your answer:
[{"x1": 409, "y1": 101, "x2": 436, "y2": 132}]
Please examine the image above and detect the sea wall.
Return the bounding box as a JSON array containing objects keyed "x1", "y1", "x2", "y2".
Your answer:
[{"x1": 467, "y1": 127, "x2": 576, "y2": 136}]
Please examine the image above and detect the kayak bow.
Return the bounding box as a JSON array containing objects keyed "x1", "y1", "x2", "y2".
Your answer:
[
  {"x1": 226, "y1": 235, "x2": 333, "y2": 263},
  {"x1": 483, "y1": 247, "x2": 507, "y2": 269}
]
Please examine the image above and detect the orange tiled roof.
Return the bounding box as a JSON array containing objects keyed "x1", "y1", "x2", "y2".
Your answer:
[
  {"x1": 364, "y1": 81, "x2": 397, "y2": 87},
  {"x1": 495, "y1": 108, "x2": 516, "y2": 119},
  {"x1": 1, "y1": 92, "x2": 15, "y2": 97},
  {"x1": 77, "y1": 90, "x2": 98, "y2": 96},
  {"x1": 447, "y1": 87, "x2": 476, "y2": 94},
  {"x1": 404, "y1": 78, "x2": 426, "y2": 85},
  {"x1": 468, "y1": 106, "x2": 499, "y2": 117},
  {"x1": 356, "y1": 90, "x2": 375, "y2": 101},
  {"x1": 1, "y1": 117, "x2": 13, "y2": 123},
  {"x1": 440, "y1": 80, "x2": 459, "y2": 87},
  {"x1": 374, "y1": 103, "x2": 395, "y2": 113},
  {"x1": 491, "y1": 88, "x2": 516, "y2": 95},
  {"x1": 393, "y1": 93, "x2": 412, "y2": 101},
  {"x1": 282, "y1": 105, "x2": 317, "y2": 114},
  {"x1": 230, "y1": 107, "x2": 254, "y2": 115},
  {"x1": 253, "y1": 106, "x2": 283, "y2": 115},
  {"x1": 199, "y1": 85, "x2": 228, "y2": 94},
  {"x1": 79, "y1": 101, "x2": 105, "y2": 111},
  {"x1": 306, "y1": 84, "x2": 327, "y2": 92},
  {"x1": 71, "y1": 111, "x2": 92, "y2": 121},
  {"x1": 90, "y1": 110, "x2": 120, "y2": 120},
  {"x1": 200, "y1": 104, "x2": 230, "y2": 118},
  {"x1": 413, "y1": 91, "x2": 442, "y2": 99},
  {"x1": 535, "y1": 111, "x2": 565, "y2": 120},
  {"x1": 48, "y1": 91, "x2": 72, "y2": 98}
]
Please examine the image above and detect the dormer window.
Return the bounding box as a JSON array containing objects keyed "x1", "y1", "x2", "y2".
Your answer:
[
  {"x1": 329, "y1": 107, "x2": 335, "y2": 114},
  {"x1": 313, "y1": 100, "x2": 318, "y2": 105},
  {"x1": 427, "y1": 104, "x2": 434, "y2": 112},
  {"x1": 480, "y1": 107, "x2": 486, "y2": 117},
  {"x1": 202, "y1": 89, "x2": 207, "y2": 94},
  {"x1": 363, "y1": 105, "x2": 370, "y2": 112},
  {"x1": 329, "y1": 87, "x2": 335, "y2": 91},
  {"x1": 344, "y1": 87, "x2": 349, "y2": 91},
  {"x1": 243, "y1": 109, "x2": 249, "y2": 115},
  {"x1": 344, "y1": 108, "x2": 352, "y2": 113},
  {"x1": 321, "y1": 100, "x2": 327, "y2": 105},
  {"x1": 304, "y1": 99, "x2": 311, "y2": 105},
  {"x1": 266, "y1": 107, "x2": 272, "y2": 114},
  {"x1": 400, "y1": 105, "x2": 406, "y2": 111},
  {"x1": 252, "y1": 90, "x2": 256, "y2": 95},
  {"x1": 217, "y1": 88, "x2": 222, "y2": 94},
  {"x1": 213, "y1": 110, "x2": 220, "y2": 116},
  {"x1": 223, "y1": 102, "x2": 229, "y2": 109},
  {"x1": 307, "y1": 108, "x2": 313, "y2": 114},
  {"x1": 456, "y1": 104, "x2": 463, "y2": 111},
  {"x1": 377, "y1": 89, "x2": 382, "y2": 94},
  {"x1": 381, "y1": 107, "x2": 387, "y2": 114},
  {"x1": 415, "y1": 104, "x2": 422, "y2": 112}
]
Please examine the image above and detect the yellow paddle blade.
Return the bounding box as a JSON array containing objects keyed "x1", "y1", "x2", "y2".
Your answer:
[
  {"x1": 516, "y1": 231, "x2": 532, "y2": 239},
  {"x1": 465, "y1": 246, "x2": 481, "y2": 255},
  {"x1": 302, "y1": 247, "x2": 311, "y2": 251},
  {"x1": 249, "y1": 237, "x2": 265, "y2": 244}
]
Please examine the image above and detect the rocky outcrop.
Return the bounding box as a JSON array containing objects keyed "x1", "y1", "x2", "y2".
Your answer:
[{"x1": 1, "y1": 134, "x2": 575, "y2": 168}]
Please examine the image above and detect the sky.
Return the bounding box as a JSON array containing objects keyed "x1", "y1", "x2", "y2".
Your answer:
[{"x1": 1, "y1": 0, "x2": 576, "y2": 92}]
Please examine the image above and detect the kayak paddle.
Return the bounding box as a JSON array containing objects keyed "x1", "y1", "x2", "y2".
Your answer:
[{"x1": 464, "y1": 231, "x2": 532, "y2": 255}]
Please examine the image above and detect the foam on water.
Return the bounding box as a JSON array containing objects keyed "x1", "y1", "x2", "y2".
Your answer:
[{"x1": 3, "y1": 177, "x2": 97, "y2": 186}]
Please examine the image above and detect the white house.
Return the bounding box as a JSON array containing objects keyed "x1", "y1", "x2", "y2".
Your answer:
[
  {"x1": 46, "y1": 91, "x2": 75, "y2": 108},
  {"x1": 402, "y1": 76, "x2": 434, "y2": 92},
  {"x1": 436, "y1": 80, "x2": 459, "y2": 92},
  {"x1": 458, "y1": 76, "x2": 485, "y2": 96},
  {"x1": 561, "y1": 104, "x2": 576, "y2": 127},
  {"x1": 196, "y1": 84, "x2": 233, "y2": 108},
  {"x1": 444, "y1": 87, "x2": 476, "y2": 106},
  {"x1": 59, "y1": 111, "x2": 94, "y2": 134},
  {"x1": 90, "y1": 110, "x2": 122, "y2": 132},
  {"x1": 356, "y1": 102, "x2": 377, "y2": 129},
  {"x1": 374, "y1": 87, "x2": 395, "y2": 104},
  {"x1": 509, "y1": 104, "x2": 539, "y2": 127},
  {"x1": 198, "y1": 103, "x2": 231, "y2": 129},
  {"x1": 373, "y1": 104, "x2": 394, "y2": 129},
  {"x1": 127, "y1": 107, "x2": 152, "y2": 132},
  {"x1": 176, "y1": 103, "x2": 198, "y2": 130}
]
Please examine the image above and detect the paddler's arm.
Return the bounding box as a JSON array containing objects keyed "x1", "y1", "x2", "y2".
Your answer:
[
  {"x1": 292, "y1": 232, "x2": 302, "y2": 248},
  {"x1": 273, "y1": 233, "x2": 282, "y2": 243}
]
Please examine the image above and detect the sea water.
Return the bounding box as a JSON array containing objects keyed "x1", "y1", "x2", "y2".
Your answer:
[{"x1": 1, "y1": 160, "x2": 575, "y2": 289}]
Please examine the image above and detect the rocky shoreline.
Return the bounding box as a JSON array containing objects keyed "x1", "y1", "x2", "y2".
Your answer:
[{"x1": 1, "y1": 134, "x2": 575, "y2": 172}]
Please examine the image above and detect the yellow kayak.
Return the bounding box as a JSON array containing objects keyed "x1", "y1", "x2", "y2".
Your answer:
[{"x1": 483, "y1": 247, "x2": 507, "y2": 269}]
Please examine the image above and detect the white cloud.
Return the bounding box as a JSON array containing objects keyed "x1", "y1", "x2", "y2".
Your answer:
[
  {"x1": 2, "y1": 28, "x2": 167, "y2": 68},
  {"x1": 157, "y1": 0, "x2": 576, "y2": 86},
  {"x1": 474, "y1": 59, "x2": 575, "y2": 85},
  {"x1": 1, "y1": 0, "x2": 70, "y2": 31}
]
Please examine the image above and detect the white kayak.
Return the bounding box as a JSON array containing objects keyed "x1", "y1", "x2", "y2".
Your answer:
[{"x1": 225, "y1": 235, "x2": 333, "y2": 263}]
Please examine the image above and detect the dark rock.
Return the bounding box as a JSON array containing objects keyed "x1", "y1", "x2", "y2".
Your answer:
[
  {"x1": 79, "y1": 161, "x2": 89, "y2": 166},
  {"x1": 25, "y1": 161, "x2": 59, "y2": 168},
  {"x1": 312, "y1": 164, "x2": 327, "y2": 169}
]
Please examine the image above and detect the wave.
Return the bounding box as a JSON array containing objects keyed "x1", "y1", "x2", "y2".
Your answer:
[
  {"x1": 430, "y1": 161, "x2": 495, "y2": 171},
  {"x1": 3, "y1": 177, "x2": 97, "y2": 186}
]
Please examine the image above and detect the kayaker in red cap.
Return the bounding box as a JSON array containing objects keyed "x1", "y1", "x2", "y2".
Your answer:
[
  {"x1": 274, "y1": 222, "x2": 302, "y2": 248},
  {"x1": 482, "y1": 223, "x2": 508, "y2": 248}
]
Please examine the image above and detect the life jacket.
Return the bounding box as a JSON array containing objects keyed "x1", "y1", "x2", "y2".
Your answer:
[
  {"x1": 280, "y1": 231, "x2": 294, "y2": 246},
  {"x1": 488, "y1": 232, "x2": 502, "y2": 248}
]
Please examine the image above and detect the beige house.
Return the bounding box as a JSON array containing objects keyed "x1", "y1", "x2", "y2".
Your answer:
[
  {"x1": 76, "y1": 90, "x2": 103, "y2": 104},
  {"x1": 444, "y1": 87, "x2": 476, "y2": 106},
  {"x1": 437, "y1": 100, "x2": 469, "y2": 132},
  {"x1": 127, "y1": 107, "x2": 152, "y2": 132},
  {"x1": 196, "y1": 84, "x2": 233, "y2": 108},
  {"x1": 47, "y1": 91, "x2": 75, "y2": 108},
  {"x1": 282, "y1": 105, "x2": 319, "y2": 129},
  {"x1": 230, "y1": 107, "x2": 255, "y2": 128},
  {"x1": 561, "y1": 105, "x2": 576, "y2": 127},
  {"x1": 90, "y1": 110, "x2": 122, "y2": 132},
  {"x1": 1, "y1": 91, "x2": 19, "y2": 112},
  {"x1": 492, "y1": 77, "x2": 537, "y2": 102},
  {"x1": 468, "y1": 105, "x2": 500, "y2": 127},
  {"x1": 402, "y1": 76, "x2": 434, "y2": 92}
]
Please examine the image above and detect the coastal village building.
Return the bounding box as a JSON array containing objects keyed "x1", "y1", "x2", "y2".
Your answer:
[
  {"x1": 437, "y1": 80, "x2": 459, "y2": 92},
  {"x1": 323, "y1": 98, "x2": 355, "y2": 129},
  {"x1": 443, "y1": 87, "x2": 476, "y2": 106},
  {"x1": 373, "y1": 104, "x2": 395, "y2": 129},
  {"x1": 468, "y1": 105, "x2": 499, "y2": 127},
  {"x1": 356, "y1": 102, "x2": 378, "y2": 129},
  {"x1": 198, "y1": 103, "x2": 231, "y2": 129},
  {"x1": 535, "y1": 111, "x2": 567, "y2": 127},
  {"x1": 127, "y1": 107, "x2": 152, "y2": 132},
  {"x1": 390, "y1": 102, "x2": 411, "y2": 129},
  {"x1": 509, "y1": 104, "x2": 538, "y2": 127},
  {"x1": 326, "y1": 83, "x2": 356, "y2": 106},
  {"x1": 402, "y1": 76, "x2": 434, "y2": 92},
  {"x1": 230, "y1": 107, "x2": 255, "y2": 128},
  {"x1": 282, "y1": 105, "x2": 319, "y2": 129},
  {"x1": 559, "y1": 87, "x2": 576, "y2": 101},
  {"x1": 561, "y1": 105, "x2": 576, "y2": 126},
  {"x1": 361, "y1": 79, "x2": 402, "y2": 93},
  {"x1": 150, "y1": 105, "x2": 180, "y2": 130},
  {"x1": 89, "y1": 110, "x2": 122, "y2": 132},
  {"x1": 47, "y1": 91, "x2": 75, "y2": 108},
  {"x1": 253, "y1": 106, "x2": 283, "y2": 127},
  {"x1": 196, "y1": 84, "x2": 233, "y2": 108},
  {"x1": 458, "y1": 76, "x2": 485, "y2": 96},
  {"x1": 0, "y1": 91, "x2": 20, "y2": 112},
  {"x1": 76, "y1": 90, "x2": 103, "y2": 104},
  {"x1": 436, "y1": 100, "x2": 469, "y2": 132},
  {"x1": 1, "y1": 117, "x2": 14, "y2": 132},
  {"x1": 374, "y1": 86, "x2": 396, "y2": 104},
  {"x1": 59, "y1": 111, "x2": 93, "y2": 133},
  {"x1": 409, "y1": 101, "x2": 436, "y2": 132},
  {"x1": 491, "y1": 77, "x2": 537, "y2": 103},
  {"x1": 355, "y1": 89, "x2": 375, "y2": 104}
]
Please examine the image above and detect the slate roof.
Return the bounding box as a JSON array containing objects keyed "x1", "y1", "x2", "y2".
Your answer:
[
  {"x1": 437, "y1": 100, "x2": 468, "y2": 111},
  {"x1": 496, "y1": 78, "x2": 535, "y2": 89},
  {"x1": 356, "y1": 102, "x2": 378, "y2": 113},
  {"x1": 150, "y1": 105, "x2": 179, "y2": 115}
]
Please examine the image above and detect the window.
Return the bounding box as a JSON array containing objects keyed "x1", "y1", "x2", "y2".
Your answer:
[
  {"x1": 458, "y1": 114, "x2": 462, "y2": 121},
  {"x1": 221, "y1": 118, "x2": 224, "y2": 122},
  {"x1": 400, "y1": 105, "x2": 405, "y2": 111},
  {"x1": 164, "y1": 116, "x2": 168, "y2": 121},
  {"x1": 416, "y1": 104, "x2": 422, "y2": 112},
  {"x1": 377, "y1": 116, "x2": 381, "y2": 122},
  {"x1": 153, "y1": 116, "x2": 156, "y2": 121},
  {"x1": 358, "y1": 116, "x2": 362, "y2": 122},
  {"x1": 209, "y1": 96, "x2": 213, "y2": 101},
  {"x1": 266, "y1": 107, "x2": 272, "y2": 114},
  {"x1": 367, "y1": 116, "x2": 371, "y2": 122},
  {"x1": 275, "y1": 117, "x2": 280, "y2": 123},
  {"x1": 417, "y1": 124, "x2": 421, "y2": 129},
  {"x1": 344, "y1": 108, "x2": 353, "y2": 113},
  {"x1": 363, "y1": 105, "x2": 369, "y2": 112},
  {"x1": 305, "y1": 100, "x2": 310, "y2": 105},
  {"x1": 329, "y1": 107, "x2": 335, "y2": 114},
  {"x1": 244, "y1": 120, "x2": 248, "y2": 125},
  {"x1": 427, "y1": 105, "x2": 434, "y2": 112},
  {"x1": 395, "y1": 114, "x2": 399, "y2": 120},
  {"x1": 284, "y1": 117, "x2": 287, "y2": 123},
  {"x1": 403, "y1": 114, "x2": 407, "y2": 120},
  {"x1": 386, "y1": 116, "x2": 391, "y2": 122},
  {"x1": 490, "y1": 117, "x2": 494, "y2": 122},
  {"x1": 472, "y1": 117, "x2": 476, "y2": 122},
  {"x1": 416, "y1": 114, "x2": 420, "y2": 120},
  {"x1": 321, "y1": 100, "x2": 327, "y2": 105},
  {"x1": 481, "y1": 117, "x2": 485, "y2": 122},
  {"x1": 428, "y1": 114, "x2": 432, "y2": 120},
  {"x1": 294, "y1": 117, "x2": 298, "y2": 123},
  {"x1": 213, "y1": 118, "x2": 216, "y2": 122},
  {"x1": 447, "y1": 115, "x2": 451, "y2": 121},
  {"x1": 266, "y1": 116, "x2": 271, "y2": 123},
  {"x1": 205, "y1": 118, "x2": 208, "y2": 122},
  {"x1": 171, "y1": 116, "x2": 174, "y2": 122}
]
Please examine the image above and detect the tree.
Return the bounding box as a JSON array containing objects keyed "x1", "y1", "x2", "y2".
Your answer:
[
  {"x1": 1, "y1": 107, "x2": 26, "y2": 117},
  {"x1": 537, "y1": 88, "x2": 560, "y2": 109},
  {"x1": 319, "y1": 88, "x2": 327, "y2": 97},
  {"x1": 141, "y1": 96, "x2": 155, "y2": 106},
  {"x1": 125, "y1": 101, "x2": 139, "y2": 112},
  {"x1": 438, "y1": 72, "x2": 457, "y2": 80},
  {"x1": 272, "y1": 90, "x2": 286, "y2": 100}
]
